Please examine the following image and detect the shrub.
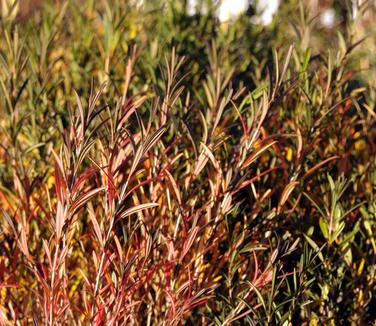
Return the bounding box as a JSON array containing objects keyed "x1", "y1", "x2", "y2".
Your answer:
[{"x1": 0, "y1": 1, "x2": 375, "y2": 324}]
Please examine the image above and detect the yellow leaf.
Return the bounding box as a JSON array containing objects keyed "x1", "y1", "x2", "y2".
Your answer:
[
  {"x1": 358, "y1": 258, "x2": 365, "y2": 276},
  {"x1": 355, "y1": 140, "x2": 366, "y2": 151},
  {"x1": 286, "y1": 147, "x2": 293, "y2": 162},
  {"x1": 47, "y1": 176, "x2": 55, "y2": 189}
]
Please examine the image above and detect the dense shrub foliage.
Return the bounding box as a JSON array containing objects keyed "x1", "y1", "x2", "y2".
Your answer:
[{"x1": 0, "y1": 1, "x2": 375, "y2": 324}]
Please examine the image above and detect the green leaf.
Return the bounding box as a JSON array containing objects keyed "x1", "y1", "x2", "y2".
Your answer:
[
  {"x1": 303, "y1": 234, "x2": 324, "y2": 262},
  {"x1": 319, "y1": 217, "x2": 329, "y2": 240}
]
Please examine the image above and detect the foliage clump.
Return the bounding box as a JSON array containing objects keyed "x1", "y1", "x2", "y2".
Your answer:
[{"x1": 0, "y1": 1, "x2": 375, "y2": 324}]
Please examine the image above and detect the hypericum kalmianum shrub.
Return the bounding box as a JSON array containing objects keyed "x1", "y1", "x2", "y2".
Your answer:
[{"x1": 0, "y1": 1, "x2": 375, "y2": 325}]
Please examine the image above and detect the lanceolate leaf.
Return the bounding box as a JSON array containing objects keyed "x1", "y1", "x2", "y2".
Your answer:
[
  {"x1": 118, "y1": 203, "x2": 159, "y2": 220},
  {"x1": 69, "y1": 187, "x2": 106, "y2": 215}
]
